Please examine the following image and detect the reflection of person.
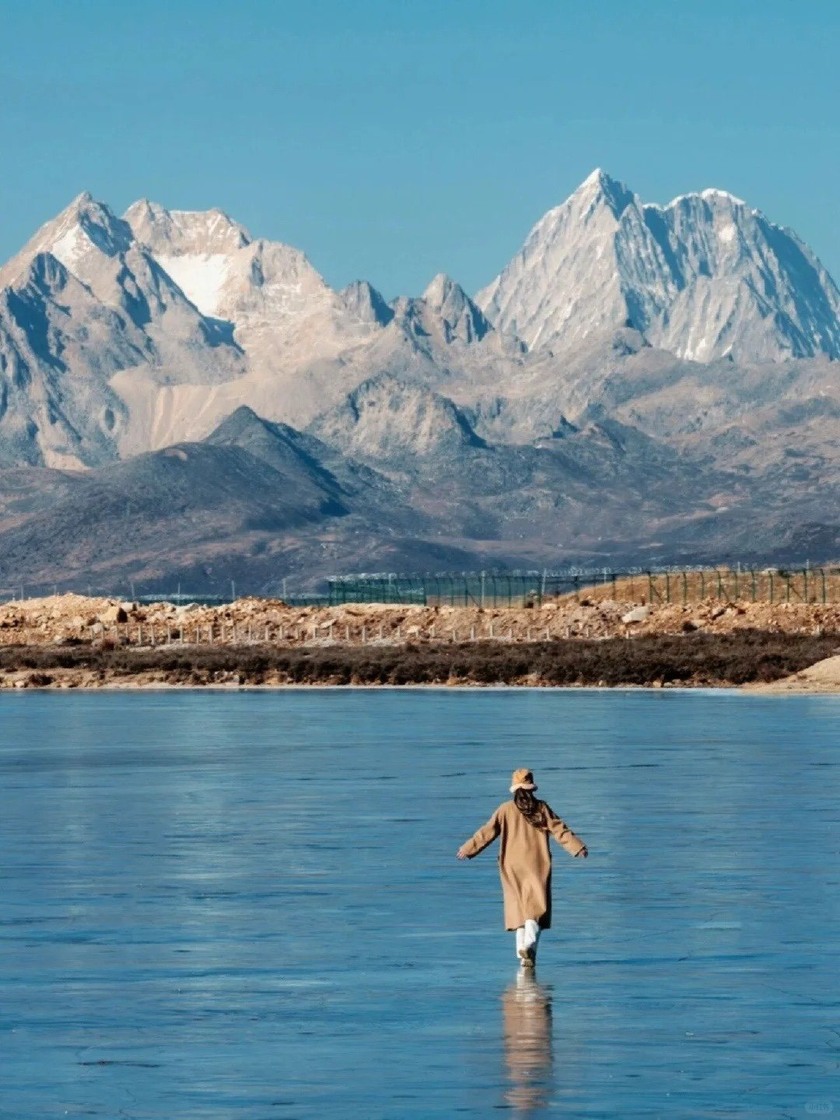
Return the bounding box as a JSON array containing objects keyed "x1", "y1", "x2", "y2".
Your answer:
[
  {"x1": 502, "y1": 972, "x2": 553, "y2": 1114},
  {"x1": 456, "y1": 768, "x2": 587, "y2": 966}
]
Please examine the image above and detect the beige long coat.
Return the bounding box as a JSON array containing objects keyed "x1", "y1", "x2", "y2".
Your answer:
[{"x1": 460, "y1": 800, "x2": 585, "y2": 930}]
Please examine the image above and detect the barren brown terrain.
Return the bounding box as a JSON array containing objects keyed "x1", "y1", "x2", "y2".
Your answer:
[{"x1": 2, "y1": 584, "x2": 840, "y2": 691}]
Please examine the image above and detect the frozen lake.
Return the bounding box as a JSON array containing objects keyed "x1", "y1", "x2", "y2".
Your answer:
[{"x1": 1, "y1": 689, "x2": 839, "y2": 1119}]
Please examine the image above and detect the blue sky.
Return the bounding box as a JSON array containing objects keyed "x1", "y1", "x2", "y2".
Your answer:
[{"x1": 2, "y1": 0, "x2": 838, "y2": 297}]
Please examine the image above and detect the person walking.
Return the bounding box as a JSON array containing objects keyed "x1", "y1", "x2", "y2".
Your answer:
[{"x1": 456, "y1": 768, "x2": 587, "y2": 967}]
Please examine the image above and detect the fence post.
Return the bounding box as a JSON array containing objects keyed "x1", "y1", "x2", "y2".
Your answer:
[
  {"x1": 751, "y1": 570, "x2": 757, "y2": 602},
  {"x1": 664, "y1": 571, "x2": 671, "y2": 603}
]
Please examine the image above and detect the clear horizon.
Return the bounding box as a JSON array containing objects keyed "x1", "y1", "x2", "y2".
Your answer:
[{"x1": 2, "y1": 0, "x2": 838, "y2": 298}]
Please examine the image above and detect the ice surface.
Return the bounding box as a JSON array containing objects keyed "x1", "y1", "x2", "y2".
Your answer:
[{"x1": 1, "y1": 689, "x2": 838, "y2": 1118}]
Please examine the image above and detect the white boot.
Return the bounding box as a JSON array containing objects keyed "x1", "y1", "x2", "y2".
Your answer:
[
  {"x1": 515, "y1": 926, "x2": 526, "y2": 960},
  {"x1": 516, "y1": 923, "x2": 537, "y2": 968},
  {"x1": 522, "y1": 919, "x2": 540, "y2": 966}
]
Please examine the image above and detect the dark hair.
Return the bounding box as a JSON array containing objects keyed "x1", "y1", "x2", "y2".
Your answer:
[{"x1": 513, "y1": 787, "x2": 547, "y2": 830}]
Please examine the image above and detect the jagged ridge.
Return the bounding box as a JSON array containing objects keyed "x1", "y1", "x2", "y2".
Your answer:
[{"x1": 476, "y1": 168, "x2": 840, "y2": 362}]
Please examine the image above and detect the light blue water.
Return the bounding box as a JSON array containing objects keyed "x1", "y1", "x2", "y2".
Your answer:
[{"x1": 1, "y1": 689, "x2": 838, "y2": 1119}]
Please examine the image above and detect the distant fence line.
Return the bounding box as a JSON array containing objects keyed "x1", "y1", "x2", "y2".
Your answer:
[
  {"x1": 613, "y1": 568, "x2": 840, "y2": 607},
  {"x1": 326, "y1": 568, "x2": 840, "y2": 607},
  {"x1": 2, "y1": 566, "x2": 840, "y2": 609}
]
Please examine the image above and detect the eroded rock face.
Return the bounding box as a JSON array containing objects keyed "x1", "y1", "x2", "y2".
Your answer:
[
  {"x1": 0, "y1": 175, "x2": 839, "y2": 578},
  {"x1": 3, "y1": 172, "x2": 839, "y2": 472},
  {"x1": 476, "y1": 170, "x2": 840, "y2": 363}
]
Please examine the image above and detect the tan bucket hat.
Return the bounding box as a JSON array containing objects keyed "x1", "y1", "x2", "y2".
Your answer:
[{"x1": 510, "y1": 768, "x2": 537, "y2": 793}]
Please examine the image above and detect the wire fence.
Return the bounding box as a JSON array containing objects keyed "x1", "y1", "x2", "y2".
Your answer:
[
  {"x1": 2, "y1": 566, "x2": 840, "y2": 609},
  {"x1": 327, "y1": 567, "x2": 840, "y2": 607}
]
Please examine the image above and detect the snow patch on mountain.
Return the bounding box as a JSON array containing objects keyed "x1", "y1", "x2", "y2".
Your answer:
[
  {"x1": 124, "y1": 200, "x2": 253, "y2": 317},
  {"x1": 0, "y1": 193, "x2": 133, "y2": 289},
  {"x1": 154, "y1": 253, "x2": 232, "y2": 317}
]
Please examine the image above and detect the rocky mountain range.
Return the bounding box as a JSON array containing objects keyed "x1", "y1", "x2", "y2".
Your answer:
[{"x1": 0, "y1": 170, "x2": 837, "y2": 593}]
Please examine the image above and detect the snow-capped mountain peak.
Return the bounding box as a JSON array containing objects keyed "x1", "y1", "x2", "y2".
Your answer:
[
  {"x1": 0, "y1": 192, "x2": 133, "y2": 288},
  {"x1": 44, "y1": 192, "x2": 134, "y2": 263},
  {"x1": 569, "y1": 167, "x2": 635, "y2": 218},
  {"x1": 476, "y1": 170, "x2": 840, "y2": 362},
  {"x1": 2, "y1": 178, "x2": 839, "y2": 476},
  {"x1": 475, "y1": 171, "x2": 640, "y2": 350},
  {"x1": 124, "y1": 199, "x2": 251, "y2": 256},
  {"x1": 122, "y1": 199, "x2": 252, "y2": 318},
  {"x1": 705, "y1": 187, "x2": 745, "y2": 204}
]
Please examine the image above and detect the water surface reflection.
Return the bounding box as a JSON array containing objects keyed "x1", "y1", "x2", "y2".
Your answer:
[{"x1": 502, "y1": 973, "x2": 553, "y2": 1115}]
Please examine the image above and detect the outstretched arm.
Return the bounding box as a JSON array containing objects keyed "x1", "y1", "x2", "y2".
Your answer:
[
  {"x1": 456, "y1": 809, "x2": 501, "y2": 859},
  {"x1": 544, "y1": 804, "x2": 588, "y2": 858}
]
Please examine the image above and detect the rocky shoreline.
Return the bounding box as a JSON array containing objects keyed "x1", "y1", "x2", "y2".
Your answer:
[{"x1": 2, "y1": 631, "x2": 839, "y2": 691}]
